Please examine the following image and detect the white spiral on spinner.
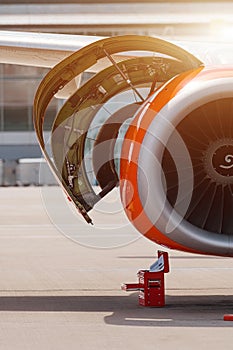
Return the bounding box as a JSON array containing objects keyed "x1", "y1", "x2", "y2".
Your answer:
[{"x1": 220, "y1": 154, "x2": 233, "y2": 169}]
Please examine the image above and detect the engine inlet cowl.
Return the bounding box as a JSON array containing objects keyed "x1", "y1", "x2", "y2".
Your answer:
[{"x1": 121, "y1": 67, "x2": 233, "y2": 257}]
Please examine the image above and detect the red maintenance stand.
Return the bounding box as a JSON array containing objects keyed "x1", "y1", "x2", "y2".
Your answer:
[{"x1": 121, "y1": 251, "x2": 170, "y2": 307}]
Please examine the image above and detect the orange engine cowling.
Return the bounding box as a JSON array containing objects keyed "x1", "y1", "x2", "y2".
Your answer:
[{"x1": 120, "y1": 66, "x2": 233, "y2": 257}]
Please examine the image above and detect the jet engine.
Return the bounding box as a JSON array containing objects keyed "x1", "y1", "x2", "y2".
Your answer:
[
  {"x1": 33, "y1": 35, "x2": 233, "y2": 256},
  {"x1": 120, "y1": 66, "x2": 233, "y2": 256}
]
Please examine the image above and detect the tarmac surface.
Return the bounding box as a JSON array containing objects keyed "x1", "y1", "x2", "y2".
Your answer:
[{"x1": 0, "y1": 186, "x2": 233, "y2": 350}]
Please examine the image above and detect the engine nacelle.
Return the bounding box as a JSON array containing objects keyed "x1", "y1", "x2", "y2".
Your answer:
[
  {"x1": 120, "y1": 66, "x2": 233, "y2": 257},
  {"x1": 33, "y1": 34, "x2": 233, "y2": 255}
]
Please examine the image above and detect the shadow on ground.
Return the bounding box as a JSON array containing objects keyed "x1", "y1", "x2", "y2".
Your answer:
[{"x1": 0, "y1": 294, "x2": 232, "y2": 327}]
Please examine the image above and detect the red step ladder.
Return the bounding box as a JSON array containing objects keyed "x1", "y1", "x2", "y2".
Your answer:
[{"x1": 121, "y1": 251, "x2": 170, "y2": 307}]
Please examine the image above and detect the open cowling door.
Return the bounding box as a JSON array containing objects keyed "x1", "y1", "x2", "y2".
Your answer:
[{"x1": 33, "y1": 35, "x2": 203, "y2": 224}]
